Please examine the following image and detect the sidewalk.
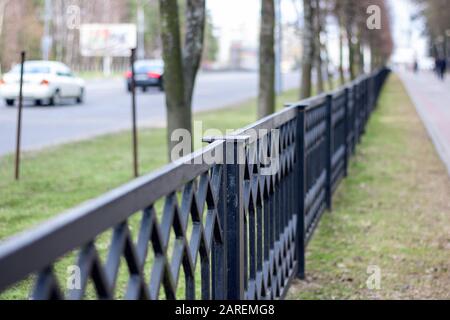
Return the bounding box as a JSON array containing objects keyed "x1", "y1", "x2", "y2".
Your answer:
[{"x1": 397, "y1": 69, "x2": 450, "y2": 176}]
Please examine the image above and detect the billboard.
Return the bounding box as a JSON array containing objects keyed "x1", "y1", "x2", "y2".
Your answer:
[{"x1": 80, "y1": 24, "x2": 137, "y2": 57}]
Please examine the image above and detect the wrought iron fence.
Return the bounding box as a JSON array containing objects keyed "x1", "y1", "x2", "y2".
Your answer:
[{"x1": 0, "y1": 68, "x2": 390, "y2": 300}]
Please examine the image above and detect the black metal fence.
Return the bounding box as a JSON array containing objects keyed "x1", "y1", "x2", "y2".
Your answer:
[{"x1": 0, "y1": 68, "x2": 390, "y2": 300}]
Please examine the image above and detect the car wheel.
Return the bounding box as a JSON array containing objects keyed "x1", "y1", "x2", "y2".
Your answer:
[
  {"x1": 142, "y1": 86, "x2": 148, "y2": 92},
  {"x1": 5, "y1": 99, "x2": 15, "y2": 107},
  {"x1": 127, "y1": 84, "x2": 132, "y2": 93},
  {"x1": 159, "y1": 78, "x2": 164, "y2": 92},
  {"x1": 76, "y1": 89, "x2": 84, "y2": 104},
  {"x1": 34, "y1": 99, "x2": 42, "y2": 106},
  {"x1": 49, "y1": 90, "x2": 61, "y2": 106}
]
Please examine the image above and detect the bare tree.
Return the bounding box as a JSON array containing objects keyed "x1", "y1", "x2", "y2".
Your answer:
[
  {"x1": 159, "y1": 0, "x2": 186, "y2": 154},
  {"x1": 159, "y1": 0, "x2": 205, "y2": 157},
  {"x1": 0, "y1": 0, "x2": 9, "y2": 38},
  {"x1": 365, "y1": 0, "x2": 393, "y2": 70},
  {"x1": 332, "y1": 0, "x2": 346, "y2": 85},
  {"x1": 258, "y1": 0, "x2": 275, "y2": 118},
  {"x1": 183, "y1": 0, "x2": 206, "y2": 112},
  {"x1": 331, "y1": 0, "x2": 393, "y2": 77},
  {"x1": 0, "y1": 0, "x2": 43, "y2": 70},
  {"x1": 314, "y1": 0, "x2": 324, "y2": 93},
  {"x1": 323, "y1": 30, "x2": 334, "y2": 90},
  {"x1": 300, "y1": 0, "x2": 315, "y2": 99},
  {"x1": 356, "y1": 29, "x2": 364, "y2": 74},
  {"x1": 414, "y1": 0, "x2": 449, "y2": 59},
  {"x1": 343, "y1": 0, "x2": 356, "y2": 80}
]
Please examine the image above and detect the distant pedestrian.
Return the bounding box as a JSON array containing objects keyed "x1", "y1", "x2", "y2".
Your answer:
[
  {"x1": 435, "y1": 57, "x2": 440, "y2": 78},
  {"x1": 413, "y1": 60, "x2": 419, "y2": 73},
  {"x1": 441, "y1": 59, "x2": 447, "y2": 80},
  {"x1": 435, "y1": 58, "x2": 446, "y2": 81}
]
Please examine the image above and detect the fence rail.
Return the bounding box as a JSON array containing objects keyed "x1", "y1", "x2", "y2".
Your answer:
[{"x1": 0, "y1": 68, "x2": 390, "y2": 300}]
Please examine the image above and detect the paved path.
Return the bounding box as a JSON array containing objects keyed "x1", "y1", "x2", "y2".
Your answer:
[
  {"x1": 0, "y1": 71, "x2": 300, "y2": 156},
  {"x1": 398, "y1": 69, "x2": 450, "y2": 176}
]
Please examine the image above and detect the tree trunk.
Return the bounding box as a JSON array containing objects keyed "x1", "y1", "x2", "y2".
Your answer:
[
  {"x1": 159, "y1": 0, "x2": 190, "y2": 157},
  {"x1": 323, "y1": 40, "x2": 334, "y2": 91},
  {"x1": 344, "y1": 0, "x2": 356, "y2": 80},
  {"x1": 370, "y1": 37, "x2": 377, "y2": 71},
  {"x1": 159, "y1": 0, "x2": 206, "y2": 160},
  {"x1": 338, "y1": 16, "x2": 345, "y2": 85},
  {"x1": 301, "y1": 0, "x2": 314, "y2": 99},
  {"x1": 258, "y1": 0, "x2": 275, "y2": 119},
  {"x1": 347, "y1": 25, "x2": 355, "y2": 80},
  {"x1": 314, "y1": 0, "x2": 324, "y2": 94},
  {"x1": 183, "y1": 0, "x2": 206, "y2": 111},
  {"x1": 355, "y1": 31, "x2": 364, "y2": 75},
  {"x1": 0, "y1": 0, "x2": 10, "y2": 39},
  {"x1": 358, "y1": 35, "x2": 365, "y2": 75}
]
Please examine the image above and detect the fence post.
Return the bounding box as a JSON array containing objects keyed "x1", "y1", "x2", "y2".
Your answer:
[
  {"x1": 211, "y1": 141, "x2": 227, "y2": 300},
  {"x1": 294, "y1": 104, "x2": 306, "y2": 279},
  {"x1": 224, "y1": 136, "x2": 248, "y2": 300},
  {"x1": 367, "y1": 79, "x2": 369, "y2": 128},
  {"x1": 360, "y1": 80, "x2": 364, "y2": 133},
  {"x1": 356, "y1": 82, "x2": 362, "y2": 144},
  {"x1": 343, "y1": 87, "x2": 349, "y2": 177},
  {"x1": 370, "y1": 76, "x2": 375, "y2": 111},
  {"x1": 203, "y1": 135, "x2": 249, "y2": 299},
  {"x1": 362, "y1": 79, "x2": 366, "y2": 132},
  {"x1": 325, "y1": 94, "x2": 333, "y2": 211},
  {"x1": 348, "y1": 86, "x2": 355, "y2": 156}
]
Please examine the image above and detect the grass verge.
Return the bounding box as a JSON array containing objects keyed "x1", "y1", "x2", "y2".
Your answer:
[
  {"x1": 0, "y1": 89, "x2": 299, "y2": 241},
  {"x1": 0, "y1": 88, "x2": 300, "y2": 299},
  {"x1": 287, "y1": 74, "x2": 450, "y2": 300}
]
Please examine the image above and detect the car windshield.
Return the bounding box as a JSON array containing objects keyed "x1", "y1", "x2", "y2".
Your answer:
[{"x1": 11, "y1": 63, "x2": 51, "y2": 74}]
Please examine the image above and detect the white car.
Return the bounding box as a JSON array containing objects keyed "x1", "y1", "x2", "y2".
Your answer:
[{"x1": 0, "y1": 61, "x2": 85, "y2": 106}]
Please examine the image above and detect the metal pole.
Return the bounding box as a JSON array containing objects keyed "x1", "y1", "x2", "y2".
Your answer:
[
  {"x1": 343, "y1": 87, "x2": 349, "y2": 178},
  {"x1": 325, "y1": 94, "x2": 333, "y2": 211},
  {"x1": 294, "y1": 105, "x2": 306, "y2": 279},
  {"x1": 204, "y1": 135, "x2": 248, "y2": 299},
  {"x1": 130, "y1": 48, "x2": 139, "y2": 178},
  {"x1": 224, "y1": 137, "x2": 247, "y2": 299},
  {"x1": 14, "y1": 51, "x2": 25, "y2": 181}
]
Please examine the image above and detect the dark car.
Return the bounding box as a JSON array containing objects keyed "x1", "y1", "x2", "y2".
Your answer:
[{"x1": 125, "y1": 59, "x2": 164, "y2": 92}]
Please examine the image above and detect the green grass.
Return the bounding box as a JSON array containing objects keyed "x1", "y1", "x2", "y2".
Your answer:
[
  {"x1": 0, "y1": 89, "x2": 299, "y2": 240},
  {"x1": 287, "y1": 74, "x2": 450, "y2": 300},
  {"x1": 0, "y1": 88, "x2": 300, "y2": 299}
]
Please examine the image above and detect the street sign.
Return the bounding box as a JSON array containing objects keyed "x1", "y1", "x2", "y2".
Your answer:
[{"x1": 80, "y1": 24, "x2": 137, "y2": 57}]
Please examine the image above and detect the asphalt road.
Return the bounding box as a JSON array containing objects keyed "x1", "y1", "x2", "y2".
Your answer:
[
  {"x1": 398, "y1": 69, "x2": 450, "y2": 176},
  {"x1": 0, "y1": 71, "x2": 300, "y2": 156}
]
